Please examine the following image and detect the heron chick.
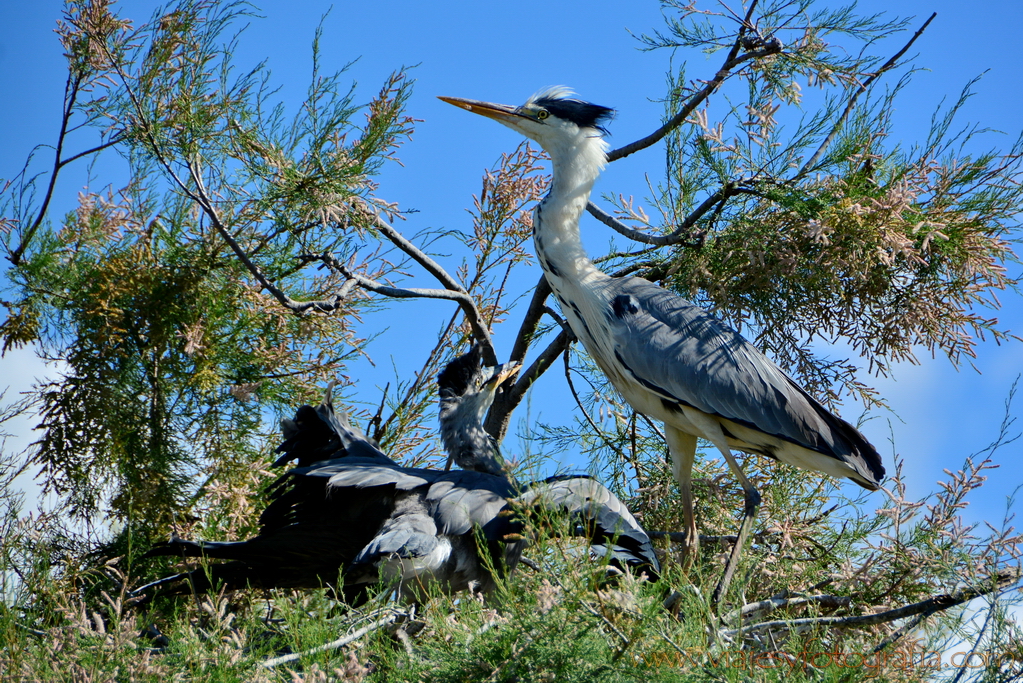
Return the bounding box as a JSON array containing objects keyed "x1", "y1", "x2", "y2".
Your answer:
[{"x1": 138, "y1": 348, "x2": 658, "y2": 603}]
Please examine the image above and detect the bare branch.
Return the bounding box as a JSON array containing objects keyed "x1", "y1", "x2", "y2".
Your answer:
[
  {"x1": 607, "y1": 1, "x2": 773, "y2": 163},
  {"x1": 188, "y1": 161, "x2": 356, "y2": 314},
  {"x1": 723, "y1": 569, "x2": 1020, "y2": 639},
  {"x1": 359, "y1": 204, "x2": 498, "y2": 365},
  {"x1": 725, "y1": 593, "x2": 852, "y2": 625},
  {"x1": 563, "y1": 346, "x2": 631, "y2": 463},
  {"x1": 9, "y1": 74, "x2": 83, "y2": 265},
  {"x1": 262, "y1": 608, "x2": 407, "y2": 669}
]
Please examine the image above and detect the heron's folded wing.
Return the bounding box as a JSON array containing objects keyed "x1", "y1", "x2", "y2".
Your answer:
[
  {"x1": 518, "y1": 474, "x2": 659, "y2": 574},
  {"x1": 285, "y1": 457, "x2": 438, "y2": 491},
  {"x1": 425, "y1": 472, "x2": 518, "y2": 537},
  {"x1": 609, "y1": 279, "x2": 879, "y2": 466},
  {"x1": 353, "y1": 508, "x2": 441, "y2": 565},
  {"x1": 607, "y1": 278, "x2": 884, "y2": 485}
]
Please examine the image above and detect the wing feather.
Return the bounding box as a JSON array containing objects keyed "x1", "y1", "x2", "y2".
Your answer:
[
  {"x1": 608, "y1": 277, "x2": 883, "y2": 484},
  {"x1": 517, "y1": 474, "x2": 659, "y2": 574}
]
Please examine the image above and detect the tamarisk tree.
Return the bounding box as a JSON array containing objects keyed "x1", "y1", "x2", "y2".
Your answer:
[{"x1": 1, "y1": 1, "x2": 1021, "y2": 680}]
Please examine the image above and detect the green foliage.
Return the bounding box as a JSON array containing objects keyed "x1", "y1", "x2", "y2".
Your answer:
[
  {"x1": 1, "y1": 456, "x2": 1019, "y2": 681},
  {"x1": 0, "y1": 0, "x2": 415, "y2": 532}
]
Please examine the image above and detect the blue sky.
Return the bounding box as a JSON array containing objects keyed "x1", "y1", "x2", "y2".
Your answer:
[{"x1": 1, "y1": 0, "x2": 1021, "y2": 533}]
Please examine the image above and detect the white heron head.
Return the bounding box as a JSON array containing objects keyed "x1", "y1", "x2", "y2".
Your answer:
[{"x1": 439, "y1": 87, "x2": 614, "y2": 161}]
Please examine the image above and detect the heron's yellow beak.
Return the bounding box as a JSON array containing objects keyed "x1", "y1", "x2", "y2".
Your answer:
[
  {"x1": 486, "y1": 361, "x2": 521, "y2": 391},
  {"x1": 438, "y1": 96, "x2": 521, "y2": 123}
]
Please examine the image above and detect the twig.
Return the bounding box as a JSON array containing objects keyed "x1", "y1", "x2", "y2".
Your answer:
[
  {"x1": 871, "y1": 612, "x2": 927, "y2": 654},
  {"x1": 362, "y1": 207, "x2": 498, "y2": 366},
  {"x1": 262, "y1": 609, "x2": 405, "y2": 669},
  {"x1": 722, "y1": 569, "x2": 1020, "y2": 639},
  {"x1": 606, "y1": 0, "x2": 773, "y2": 162},
  {"x1": 518, "y1": 557, "x2": 541, "y2": 572},
  {"x1": 563, "y1": 347, "x2": 630, "y2": 463},
  {"x1": 190, "y1": 165, "x2": 357, "y2": 315},
  {"x1": 10, "y1": 74, "x2": 81, "y2": 265},
  {"x1": 725, "y1": 594, "x2": 852, "y2": 625},
  {"x1": 647, "y1": 529, "x2": 779, "y2": 545},
  {"x1": 798, "y1": 12, "x2": 937, "y2": 175},
  {"x1": 582, "y1": 598, "x2": 631, "y2": 649}
]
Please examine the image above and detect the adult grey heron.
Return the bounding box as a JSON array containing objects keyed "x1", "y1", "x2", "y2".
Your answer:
[
  {"x1": 137, "y1": 348, "x2": 658, "y2": 602},
  {"x1": 440, "y1": 88, "x2": 885, "y2": 600}
]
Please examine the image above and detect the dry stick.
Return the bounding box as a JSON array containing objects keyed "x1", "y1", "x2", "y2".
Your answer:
[
  {"x1": 725, "y1": 594, "x2": 852, "y2": 625},
  {"x1": 366, "y1": 209, "x2": 497, "y2": 366},
  {"x1": 262, "y1": 609, "x2": 405, "y2": 669},
  {"x1": 798, "y1": 12, "x2": 937, "y2": 176},
  {"x1": 607, "y1": 0, "x2": 767, "y2": 164},
  {"x1": 723, "y1": 569, "x2": 1020, "y2": 639}
]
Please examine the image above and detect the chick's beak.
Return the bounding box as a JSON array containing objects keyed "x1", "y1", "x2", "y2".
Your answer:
[
  {"x1": 485, "y1": 362, "x2": 522, "y2": 391},
  {"x1": 438, "y1": 96, "x2": 522, "y2": 123}
]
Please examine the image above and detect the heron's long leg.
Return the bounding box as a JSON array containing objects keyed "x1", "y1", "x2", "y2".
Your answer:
[
  {"x1": 710, "y1": 443, "x2": 761, "y2": 610},
  {"x1": 677, "y1": 408, "x2": 761, "y2": 609},
  {"x1": 665, "y1": 427, "x2": 699, "y2": 564}
]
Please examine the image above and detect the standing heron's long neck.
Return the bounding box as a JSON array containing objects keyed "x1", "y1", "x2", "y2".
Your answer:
[{"x1": 534, "y1": 134, "x2": 609, "y2": 286}]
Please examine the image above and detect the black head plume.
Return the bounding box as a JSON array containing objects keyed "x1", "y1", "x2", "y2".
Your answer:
[
  {"x1": 438, "y1": 345, "x2": 484, "y2": 399},
  {"x1": 528, "y1": 87, "x2": 614, "y2": 134}
]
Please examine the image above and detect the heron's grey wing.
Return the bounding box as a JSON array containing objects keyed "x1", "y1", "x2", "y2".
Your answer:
[
  {"x1": 518, "y1": 475, "x2": 659, "y2": 575},
  {"x1": 608, "y1": 277, "x2": 883, "y2": 484},
  {"x1": 352, "y1": 495, "x2": 441, "y2": 567},
  {"x1": 289, "y1": 457, "x2": 439, "y2": 491},
  {"x1": 425, "y1": 472, "x2": 518, "y2": 537}
]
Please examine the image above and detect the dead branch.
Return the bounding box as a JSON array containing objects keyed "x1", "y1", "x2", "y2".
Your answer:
[
  {"x1": 262, "y1": 608, "x2": 407, "y2": 669},
  {"x1": 723, "y1": 568, "x2": 1021, "y2": 639},
  {"x1": 725, "y1": 593, "x2": 852, "y2": 625},
  {"x1": 314, "y1": 251, "x2": 494, "y2": 356}
]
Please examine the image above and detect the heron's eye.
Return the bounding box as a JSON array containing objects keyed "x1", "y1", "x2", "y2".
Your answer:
[{"x1": 536, "y1": 109, "x2": 550, "y2": 121}]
